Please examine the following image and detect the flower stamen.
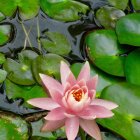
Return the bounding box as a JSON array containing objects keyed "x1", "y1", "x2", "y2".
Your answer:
[{"x1": 72, "y1": 89, "x2": 83, "y2": 102}]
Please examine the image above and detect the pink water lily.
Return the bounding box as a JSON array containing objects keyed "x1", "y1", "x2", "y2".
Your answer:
[{"x1": 28, "y1": 61, "x2": 118, "y2": 140}]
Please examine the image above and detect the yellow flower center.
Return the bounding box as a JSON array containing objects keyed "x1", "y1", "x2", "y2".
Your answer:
[{"x1": 72, "y1": 89, "x2": 83, "y2": 102}]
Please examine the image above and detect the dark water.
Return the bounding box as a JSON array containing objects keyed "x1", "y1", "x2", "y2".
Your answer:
[{"x1": 0, "y1": 0, "x2": 109, "y2": 115}]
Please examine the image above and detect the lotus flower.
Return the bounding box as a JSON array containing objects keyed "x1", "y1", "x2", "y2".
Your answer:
[{"x1": 28, "y1": 61, "x2": 118, "y2": 140}]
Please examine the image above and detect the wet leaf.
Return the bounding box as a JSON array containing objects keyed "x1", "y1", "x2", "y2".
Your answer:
[
  {"x1": 0, "y1": 111, "x2": 30, "y2": 140},
  {"x1": 0, "y1": 0, "x2": 39, "y2": 20},
  {"x1": 0, "y1": 12, "x2": 5, "y2": 22},
  {"x1": 0, "y1": 24, "x2": 12, "y2": 46},
  {"x1": 116, "y1": 13, "x2": 140, "y2": 46},
  {"x1": 41, "y1": 31, "x2": 71, "y2": 55},
  {"x1": 98, "y1": 83, "x2": 140, "y2": 140},
  {"x1": 131, "y1": 0, "x2": 140, "y2": 10},
  {"x1": 0, "y1": 52, "x2": 6, "y2": 64},
  {"x1": 86, "y1": 30, "x2": 127, "y2": 77},
  {"x1": 101, "y1": 132, "x2": 123, "y2": 140},
  {"x1": 0, "y1": 69, "x2": 7, "y2": 83},
  {"x1": 40, "y1": 0, "x2": 89, "y2": 22},
  {"x1": 32, "y1": 53, "x2": 69, "y2": 84},
  {"x1": 96, "y1": 6, "x2": 125, "y2": 28}
]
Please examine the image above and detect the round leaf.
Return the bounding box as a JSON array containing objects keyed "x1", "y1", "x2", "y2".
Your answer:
[
  {"x1": 41, "y1": 32, "x2": 71, "y2": 55},
  {"x1": 40, "y1": 0, "x2": 89, "y2": 22},
  {"x1": 131, "y1": 0, "x2": 140, "y2": 10},
  {"x1": 116, "y1": 13, "x2": 140, "y2": 46},
  {"x1": 0, "y1": 69, "x2": 7, "y2": 83},
  {"x1": 0, "y1": 12, "x2": 5, "y2": 22},
  {"x1": 0, "y1": 53, "x2": 6, "y2": 64}
]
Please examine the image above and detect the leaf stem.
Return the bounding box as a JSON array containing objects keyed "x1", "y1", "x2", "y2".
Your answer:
[{"x1": 79, "y1": 128, "x2": 86, "y2": 140}]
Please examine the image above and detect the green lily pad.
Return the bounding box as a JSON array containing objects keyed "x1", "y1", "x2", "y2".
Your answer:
[
  {"x1": 0, "y1": 111, "x2": 30, "y2": 140},
  {"x1": 71, "y1": 63, "x2": 123, "y2": 97},
  {"x1": 0, "y1": 12, "x2": 5, "y2": 22},
  {"x1": 125, "y1": 49, "x2": 140, "y2": 86},
  {"x1": 101, "y1": 132, "x2": 122, "y2": 140},
  {"x1": 0, "y1": 24, "x2": 12, "y2": 46},
  {"x1": 96, "y1": 6, "x2": 125, "y2": 29},
  {"x1": 86, "y1": 29, "x2": 127, "y2": 77},
  {"x1": 0, "y1": 69, "x2": 7, "y2": 83},
  {"x1": 3, "y1": 50, "x2": 38, "y2": 85},
  {"x1": 32, "y1": 53, "x2": 69, "y2": 84},
  {"x1": 131, "y1": 0, "x2": 140, "y2": 10},
  {"x1": 40, "y1": 0, "x2": 89, "y2": 22},
  {"x1": 108, "y1": 0, "x2": 128, "y2": 10},
  {"x1": 116, "y1": 13, "x2": 140, "y2": 46},
  {"x1": 0, "y1": 52, "x2": 6, "y2": 64},
  {"x1": 5, "y1": 79, "x2": 47, "y2": 108},
  {"x1": 0, "y1": 0, "x2": 39, "y2": 20},
  {"x1": 40, "y1": 31, "x2": 71, "y2": 55},
  {"x1": 98, "y1": 83, "x2": 140, "y2": 140}
]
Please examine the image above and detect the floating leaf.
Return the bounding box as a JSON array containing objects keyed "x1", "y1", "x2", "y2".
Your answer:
[
  {"x1": 101, "y1": 132, "x2": 122, "y2": 140},
  {"x1": 98, "y1": 83, "x2": 140, "y2": 140},
  {"x1": 86, "y1": 29, "x2": 128, "y2": 77},
  {"x1": 5, "y1": 79, "x2": 47, "y2": 108},
  {"x1": 125, "y1": 49, "x2": 140, "y2": 86},
  {"x1": 0, "y1": 111, "x2": 30, "y2": 140},
  {"x1": 3, "y1": 50, "x2": 38, "y2": 85},
  {"x1": 116, "y1": 13, "x2": 140, "y2": 46},
  {"x1": 32, "y1": 53, "x2": 69, "y2": 84},
  {"x1": 96, "y1": 6, "x2": 125, "y2": 28},
  {"x1": 0, "y1": 69, "x2": 7, "y2": 83},
  {"x1": 41, "y1": 31, "x2": 71, "y2": 55},
  {"x1": 0, "y1": 53, "x2": 6, "y2": 64},
  {"x1": 108, "y1": 0, "x2": 128, "y2": 10},
  {"x1": 71, "y1": 63, "x2": 123, "y2": 97},
  {"x1": 40, "y1": 0, "x2": 89, "y2": 22},
  {"x1": 0, "y1": 0, "x2": 39, "y2": 20},
  {"x1": 0, "y1": 12, "x2": 5, "y2": 22},
  {"x1": 131, "y1": 0, "x2": 140, "y2": 10},
  {"x1": 0, "y1": 24, "x2": 12, "y2": 46}
]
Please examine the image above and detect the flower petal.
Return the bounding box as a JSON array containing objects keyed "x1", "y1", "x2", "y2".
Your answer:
[
  {"x1": 86, "y1": 75, "x2": 98, "y2": 90},
  {"x1": 77, "y1": 61, "x2": 90, "y2": 81},
  {"x1": 27, "y1": 98, "x2": 60, "y2": 110},
  {"x1": 80, "y1": 119, "x2": 102, "y2": 140},
  {"x1": 60, "y1": 61, "x2": 76, "y2": 87},
  {"x1": 91, "y1": 99, "x2": 118, "y2": 110},
  {"x1": 41, "y1": 119, "x2": 65, "y2": 132},
  {"x1": 89, "y1": 105, "x2": 114, "y2": 118},
  {"x1": 65, "y1": 117, "x2": 79, "y2": 140},
  {"x1": 44, "y1": 107, "x2": 65, "y2": 120},
  {"x1": 39, "y1": 74, "x2": 63, "y2": 95}
]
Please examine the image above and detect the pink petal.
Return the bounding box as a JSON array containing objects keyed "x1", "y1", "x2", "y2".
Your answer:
[
  {"x1": 77, "y1": 79, "x2": 86, "y2": 87},
  {"x1": 86, "y1": 75, "x2": 98, "y2": 90},
  {"x1": 44, "y1": 107, "x2": 65, "y2": 120},
  {"x1": 91, "y1": 99, "x2": 118, "y2": 110},
  {"x1": 89, "y1": 105, "x2": 114, "y2": 118},
  {"x1": 65, "y1": 117, "x2": 79, "y2": 140},
  {"x1": 80, "y1": 119, "x2": 102, "y2": 140},
  {"x1": 27, "y1": 98, "x2": 60, "y2": 110},
  {"x1": 77, "y1": 61, "x2": 90, "y2": 81},
  {"x1": 60, "y1": 61, "x2": 76, "y2": 87},
  {"x1": 41, "y1": 119, "x2": 65, "y2": 132},
  {"x1": 39, "y1": 74, "x2": 63, "y2": 95},
  {"x1": 89, "y1": 90, "x2": 96, "y2": 99}
]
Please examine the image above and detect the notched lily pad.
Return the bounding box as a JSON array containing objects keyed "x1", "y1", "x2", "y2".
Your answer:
[
  {"x1": 0, "y1": 0, "x2": 39, "y2": 20},
  {"x1": 86, "y1": 29, "x2": 128, "y2": 77},
  {"x1": 96, "y1": 6, "x2": 125, "y2": 28},
  {"x1": 40, "y1": 0, "x2": 89, "y2": 22},
  {"x1": 116, "y1": 13, "x2": 140, "y2": 46},
  {"x1": 3, "y1": 50, "x2": 38, "y2": 85},
  {"x1": 32, "y1": 53, "x2": 69, "y2": 84},
  {"x1": 98, "y1": 83, "x2": 140, "y2": 140},
  {"x1": 0, "y1": 111, "x2": 30, "y2": 140},
  {"x1": 41, "y1": 31, "x2": 71, "y2": 55},
  {"x1": 0, "y1": 24, "x2": 13, "y2": 46}
]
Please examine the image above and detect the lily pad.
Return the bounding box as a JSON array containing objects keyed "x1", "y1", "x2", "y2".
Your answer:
[
  {"x1": 32, "y1": 53, "x2": 69, "y2": 84},
  {"x1": 0, "y1": 24, "x2": 12, "y2": 46},
  {"x1": 40, "y1": 31, "x2": 71, "y2": 55},
  {"x1": 3, "y1": 50, "x2": 38, "y2": 85},
  {"x1": 108, "y1": 0, "x2": 128, "y2": 10},
  {"x1": 116, "y1": 13, "x2": 140, "y2": 46},
  {"x1": 101, "y1": 132, "x2": 122, "y2": 140},
  {"x1": 86, "y1": 29, "x2": 127, "y2": 77},
  {"x1": 40, "y1": 0, "x2": 89, "y2": 22},
  {"x1": 0, "y1": 0, "x2": 39, "y2": 20},
  {"x1": 0, "y1": 111, "x2": 30, "y2": 140},
  {"x1": 5, "y1": 79, "x2": 47, "y2": 108},
  {"x1": 131, "y1": 0, "x2": 140, "y2": 10},
  {"x1": 0, "y1": 52, "x2": 6, "y2": 64},
  {"x1": 98, "y1": 83, "x2": 140, "y2": 140},
  {"x1": 0, "y1": 12, "x2": 5, "y2": 22},
  {"x1": 71, "y1": 62, "x2": 123, "y2": 97},
  {"x1": 96, "y1": 6, "x2": 125, "y2": 28},
  {"x1": 0, "y1": 69, "x2": 7, "y2": 83},
  {"x1": 125, "y1": 49, "x2": 140, "y2": 86}
]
